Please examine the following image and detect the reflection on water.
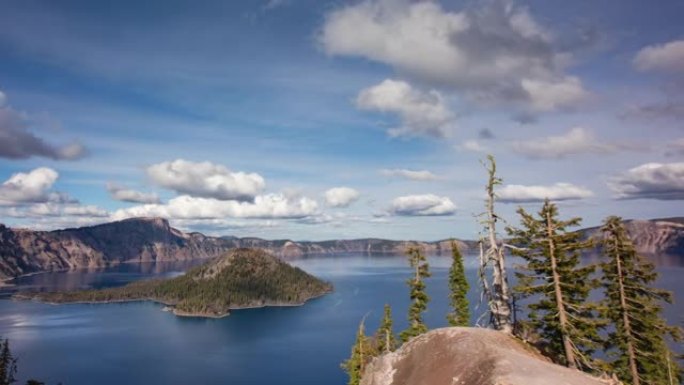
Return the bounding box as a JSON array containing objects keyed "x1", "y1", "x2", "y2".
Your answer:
[
  {"x1": 1, "y1": 259, "x2": 209, "y2": 297},
  {"x1": 0, "y1": 254, "x2": 680, "y2": 385}
]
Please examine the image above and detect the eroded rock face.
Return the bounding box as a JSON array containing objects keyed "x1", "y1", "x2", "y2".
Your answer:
[
  {"x1": 362, "y1": 327, "x2": 610, "y2": 385},
  {"x1": 581, "y1": 218, "x2": 684, "y2": 256}
]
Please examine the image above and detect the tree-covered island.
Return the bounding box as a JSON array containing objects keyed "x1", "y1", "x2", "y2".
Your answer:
[{"x1": 14, "y1": 248, "x2": 333, "y2": 318}]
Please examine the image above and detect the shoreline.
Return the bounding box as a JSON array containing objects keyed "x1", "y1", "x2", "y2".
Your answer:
[
  {"x1": 0, "y1": 257, "x2": 216, "y2": 287},
  {"x1": 13, "y1": 289, "x2": 332, "y2": 319}
]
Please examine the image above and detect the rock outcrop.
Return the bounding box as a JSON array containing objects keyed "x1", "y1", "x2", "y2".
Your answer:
[{"x1": 362, "y1": 327, "x2": 612, "y2": 385}]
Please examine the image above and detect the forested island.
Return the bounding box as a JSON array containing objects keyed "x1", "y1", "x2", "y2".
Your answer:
[{"x1": 14, "y1": 248, "x2": 332, "y2": 318}]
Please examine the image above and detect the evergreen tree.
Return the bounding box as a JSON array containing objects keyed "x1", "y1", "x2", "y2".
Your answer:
[
  {"x1": 478, "y1": 155, "x2": 513, "y2": 334},
  {"x1": 0, "y1": 338, "x2": 17, "y2": 385},
  {"x1": 374, "y1": 304, "x2": 396, "y2": 354},
  {"x1": 400, "y1": 247, "x2": 431, "y2": 343},
  {"x1": 599, "y1": 216, "x2": 682, "y2": 385},
  {"x1": 446, "y1": 240, "x2": 470, "y2": 327},
  {"x1": 341, "y1": 318, "x2": 375, "y2": 385},
  {"x1": 507, "y1": 200, "x2": 602, "y2": 370}
]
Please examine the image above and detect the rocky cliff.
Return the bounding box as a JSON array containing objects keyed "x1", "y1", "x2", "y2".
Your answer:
[
  {"x1": 580, "y1": 217, "x2": 684, "y2": 256},
  {"x1": 0, "y1": 217, "x2": 469, "y2": 281},
  {"x1": 361, "y1": 327, "x2": 614, "y2": 385}
]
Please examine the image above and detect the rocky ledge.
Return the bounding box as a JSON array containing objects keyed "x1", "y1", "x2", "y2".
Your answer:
[{"x1": 361, "y1": 327, "x2": 614, "y2": 385}]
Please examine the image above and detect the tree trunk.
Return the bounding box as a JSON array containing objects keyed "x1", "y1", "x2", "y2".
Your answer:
[
  {"x1": 614, "y1": 239, "x2": 640, "y2": 385},
  {"x1": 546, "y1": 209, "x2": 576, "y2": 368},
  {"x1": 486, "y1": 182, "x2": 512, "y2": 334}
]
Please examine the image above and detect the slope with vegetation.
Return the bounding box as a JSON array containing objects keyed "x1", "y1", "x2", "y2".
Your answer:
[{"x1": 346, "y1": 155, "x2": 681, "y2": 385}]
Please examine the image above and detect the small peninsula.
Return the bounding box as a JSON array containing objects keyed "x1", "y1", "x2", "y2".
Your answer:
[{"x1": 15, "y1": 248, "x2": 333, "y2": 318}]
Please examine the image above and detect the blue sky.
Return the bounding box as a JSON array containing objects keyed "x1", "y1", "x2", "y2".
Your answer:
[{"x1": 0, "y1": 0, "x2": 683, "y2": 240}]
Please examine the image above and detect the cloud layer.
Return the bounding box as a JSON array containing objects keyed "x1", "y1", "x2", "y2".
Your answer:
[
  {"x1": 498, "y1": 182, "x2": 594, "y2": 203},
  {"x1": 147, "y1": 159, "x2": 265, "y2": 201}
]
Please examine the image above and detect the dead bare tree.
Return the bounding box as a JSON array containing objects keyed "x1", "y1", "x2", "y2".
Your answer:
[{"x1": 477, "y1": 155, "x2": 513, "y2": 334}]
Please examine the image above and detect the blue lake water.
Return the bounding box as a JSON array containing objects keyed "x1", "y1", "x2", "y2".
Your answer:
[{"x1": 0, "y1": 255, "x2": 682, "y2": 385}]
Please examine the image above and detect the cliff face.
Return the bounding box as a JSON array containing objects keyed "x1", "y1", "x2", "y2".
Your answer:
[
  {"x1": 0, "y1": 218, "x2": 470, "y2": 281},
  {"x1": 0, "y1": 218, "x2": 231, "y2": 280},
  {"x1": 580, "y1": 217, "x2": 684, "y2": 256},
  {"x1": 361, "y1": 327, "x2": 613, "y2": 385}
]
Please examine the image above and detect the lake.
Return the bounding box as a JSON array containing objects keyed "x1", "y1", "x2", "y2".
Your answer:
[{"x1": 0, "y1": 254, "x2": 682, "y2": 385}]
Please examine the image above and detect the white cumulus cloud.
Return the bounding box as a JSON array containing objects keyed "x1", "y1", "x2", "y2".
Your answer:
[
  {"x1": 498, "y1": 183, "x2": 594, "y2": 203},
  {"x1": 380, "y1": 169, "x2": 438, "y2": 181},
  {"x1": 0, "y1": 167, "x2": 70, "y2": 205},
  {"x1": 608, "y1": 162, "x2": 684, "y2": 200},
  {"x1": 634, "y1": 39, "x2": 684, "y2": 73},
  {"x1": 112, "y1": 193, "x2": 319, "y2": 220},
  {"x1": 320, "y1": 0, "x2": 588, "y2": 111},
  {"x1": 388, "y1": 194, "x2": 456, "y2": 216},
  {"x1": 356, "y1": 79, "x2": 454, "y2": 138},
  {"x1": 147, "y1": 159, "x2": 265, "y2": 201},
  {"x1": 324, "y1": 187, "x2": 360, "y2": 208}
]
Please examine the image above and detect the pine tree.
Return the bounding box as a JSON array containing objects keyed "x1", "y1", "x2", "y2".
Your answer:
[
  {"x1": 374, "y1": 304, "x2": 396, "y2": 354},
  {"x1": 507, "y1": 200, "x2": 602, "y2": 370},
  {"x1": 400, "y1": 247, "x2": 431, "y2": 343},
  {"x1": 341, "y1": 318, "x2": 375, "y2": 385},
  {"x1": 0, "y1": 338, "x2": 17, "y2": 385},
  {"x1": 599, "y1": 216, "x2": 682, "y2": 385},
  {"x1": 447, "y1": 240, "x2": 470, "y2": 326}
]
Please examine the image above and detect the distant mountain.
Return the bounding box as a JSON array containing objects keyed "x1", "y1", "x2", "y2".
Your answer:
[
  {"x1": 1, "y1": 216, "x2": 681, "y2": 282},
  {"x1": 16, "y1": 248, "x2": 333, "y2": 318},
  {"x1": 0, "y1": 217, "x2": 471, "y2": 281},
  {"x1": 579, "y1": 217, "x2": 684, "y2": 256}
]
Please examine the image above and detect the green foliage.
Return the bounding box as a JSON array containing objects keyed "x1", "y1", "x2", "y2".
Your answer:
[
  {"x1": 400, "y1": 247, "x2": 431, "y2": 343},
  {"x1": 374, "y1": 304, "x2": 396, "y2": 354},
  {"x1": 446, "y1": 240, "x2": 470, "y2": 327},
  {"x1": 599, "y1": 216, "x2": 682, "y2": 385},
  {"x1": 0, "y1": 338, "x2": 17, "y2": 385},
  {"x1": 28, "y1": 249, "x2": 332, "y2": 317},
  {"x1": 341, "y1": 318, "x2": 376, "y2": 385},
  {"x1": 507, "y1": 200, "x2": 603, "y2": 370}
]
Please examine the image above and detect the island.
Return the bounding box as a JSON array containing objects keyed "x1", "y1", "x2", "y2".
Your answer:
[{"x1": 14, "y1": 248, "x2": 333, "y2": 318}]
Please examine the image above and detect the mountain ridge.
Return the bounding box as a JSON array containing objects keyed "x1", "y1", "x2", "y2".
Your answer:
[{"x1": 1, "y1": 216, "x2": 682, "y2": 282}]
